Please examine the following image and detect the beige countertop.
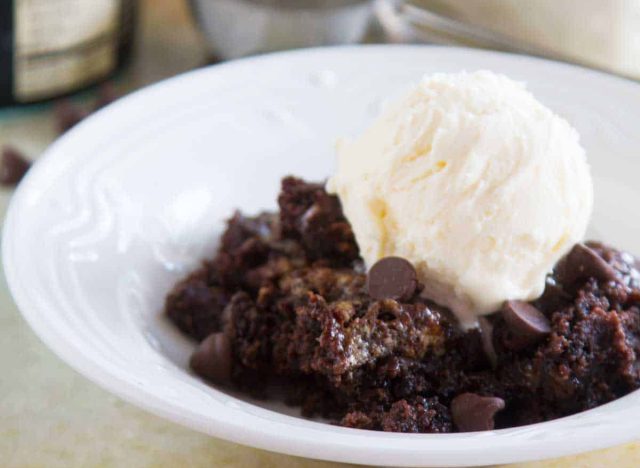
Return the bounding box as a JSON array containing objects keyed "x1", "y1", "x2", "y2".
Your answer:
[{"x1": 1, "y1": 1, "x2": 639, "y2": 466}]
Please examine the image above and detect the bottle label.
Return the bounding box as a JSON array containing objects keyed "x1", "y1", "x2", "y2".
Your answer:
[{"x1": 13, "y1": 0, "x2": 120, "y2": 102}]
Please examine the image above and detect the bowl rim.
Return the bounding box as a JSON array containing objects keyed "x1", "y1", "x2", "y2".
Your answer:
[{"x1": 5, "y1": 44, "x2": 640, "y2": 467}]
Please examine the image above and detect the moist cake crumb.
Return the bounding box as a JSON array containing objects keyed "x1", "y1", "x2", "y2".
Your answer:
[{"x1": 165, "y1": 177, "x2": 640, "y2": 433}]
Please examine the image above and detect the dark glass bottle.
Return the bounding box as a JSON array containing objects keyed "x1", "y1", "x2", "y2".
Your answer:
[{"x1": 0, "y1": 0, "x2": 137, "y2": 107}]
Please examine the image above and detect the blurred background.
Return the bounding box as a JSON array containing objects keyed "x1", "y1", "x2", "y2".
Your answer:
[
  {"x1": 2, "y1": 0, "x2": 639, "y2": 108},
  {"x1": 2, "y1": 0, "x2": 639, "y2": 177},
  {"x1": 1, "y1": 1, "x2": 640, "y2": 467}
]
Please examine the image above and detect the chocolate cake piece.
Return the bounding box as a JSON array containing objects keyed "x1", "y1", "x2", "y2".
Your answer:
[
  {"x1": 278, "y1": 176, "x2": 359, "y2": 265},
  {"x1": 166, "y1": 177, "x2": 640, "y2": 433}
]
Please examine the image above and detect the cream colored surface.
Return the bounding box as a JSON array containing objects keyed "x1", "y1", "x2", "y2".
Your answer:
[
  {"x1": 0, "y1": 0, "x2": 638, "y2": 466},
  {"x1": 328, "y1": 71, "x2": 592, "y2": 325},
  {"x1": 415, "y1": 0, "x2": 640, "y2": 80}
]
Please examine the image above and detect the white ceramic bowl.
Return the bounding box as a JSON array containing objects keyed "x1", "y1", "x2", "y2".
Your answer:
[{"x1": 4, "y1": 46, "x2": 640, "y2": 467}]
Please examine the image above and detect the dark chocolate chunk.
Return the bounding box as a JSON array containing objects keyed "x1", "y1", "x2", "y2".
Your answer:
[
  {"x1": 189, "y1": 332, "x2": 232, "y2": 385},
  {"x1": 451, "y1": 393, "x2": 505, "y2": 432},
  {"x1": 54, "y1": 100, "x2": 89, "y2": 134},
  {"x1": 556, "y1": 243, "x2": 618, "y2": 286},
  {"x1": 94, "y1": 83, "x2": 120, "y2": 110},
  {"x1": 204, "y1": 54, "x2": 222, "y2": 66},
  {"x1": 536, "y1": 277, "x2": 571, "y2": 310},
  {"x1": 367, "y1": 257, "x2": 418, "y2": 301},
  {"x1": 501, "y1": 300, "x2": 550, "y2": 350},
  {"x1": 478, "y1": 317, "x2": 497, "y2": 367},
  {"x1": 0, "y1": 146, "x2": 31, "y2": 186}
]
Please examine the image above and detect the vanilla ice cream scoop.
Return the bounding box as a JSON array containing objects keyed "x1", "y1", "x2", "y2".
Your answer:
[{"x1": 327, "y1": 71, "x2": 593, "y2": 327}]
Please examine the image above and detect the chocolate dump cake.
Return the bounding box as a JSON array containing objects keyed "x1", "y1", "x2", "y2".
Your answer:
[
  {"x1": 166, "y1": 177, "x2": 640, "y2": 433},
  {"x1": 166, "y1": 70, "x2": 634, "y2": 433}
]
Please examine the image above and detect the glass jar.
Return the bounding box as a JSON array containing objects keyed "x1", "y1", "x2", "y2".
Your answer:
[{"x1": 0, "y1": 0, "x2": 137, "y2": 107}]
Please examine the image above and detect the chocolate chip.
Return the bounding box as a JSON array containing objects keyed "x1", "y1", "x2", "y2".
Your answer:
[
  {"x1": 54, "y1": 100, "x2": 89, "y2": 134},
  {"x1": 94, "y1": 83, "x2": 119, "y2": 111},
  {"x1": 556, "y1": 243, "x2": 618, "y2": 286},
  {"x1": 367, "y1": 257, "x2": 418, "y2": 302},
  {"x1": 189, "y1": 332, "x2": 232, "y2": 385},
  {"x1": 451, "y1": 393, "x2": 505, "y2": 432},
  {"x1": 0, "y1": 146, "x2": 31, "y2": 186},
  {"x1": 478, "y1": 317, "x2": 497, "y2": 367},
  {"x1": 204, "y1": 54, "x2": 222, "y2": 66},
  {"x1": 537, "y1": 278, "x2": 571, "y2": 310},
  {"x1": 501, "y1": 300, "x2": 550, "y2": 350}
]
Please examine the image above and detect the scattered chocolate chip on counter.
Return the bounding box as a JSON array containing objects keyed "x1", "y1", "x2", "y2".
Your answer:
[
  {"x1": 93, "y1": 83, "x2": 120, "y2": 111},
  {"x1": 0, "y1": 146, "x2": 31, "y2": 186},
  {"x1": 53, "y1": 82, "x2": 122, "y2": 134},
  {"x1": 204, "y1": 54, "x2": 222, "y2": 66},
  {"x1": 53, "y1": 100, "x2": 90, "y2": 134}
]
